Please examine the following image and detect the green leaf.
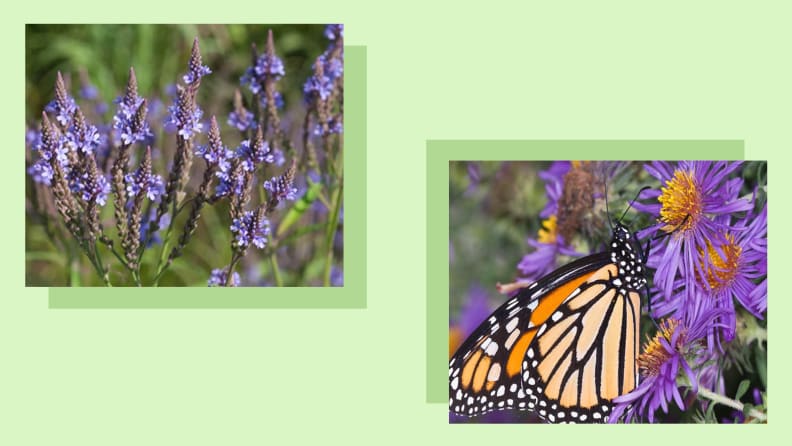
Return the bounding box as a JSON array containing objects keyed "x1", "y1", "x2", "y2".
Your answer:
[
  {"x1": 755, "y1": 347, "x2": 767, "y2": 390},
  {"x1": 735, "y1": 379, "x2": 751, "y2": 401}
]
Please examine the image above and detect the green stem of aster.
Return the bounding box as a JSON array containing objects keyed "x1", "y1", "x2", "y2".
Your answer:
[{"x1": 696, "y1": 385, "x2": 767, "y2": 422}]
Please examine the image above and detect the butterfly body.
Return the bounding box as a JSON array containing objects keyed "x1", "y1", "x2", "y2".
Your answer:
[{"x1": 449, "y1": 223, "x2": 647, "y2": 423}]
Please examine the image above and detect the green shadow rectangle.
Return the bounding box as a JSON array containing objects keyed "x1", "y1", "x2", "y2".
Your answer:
[
  {"x1": 49, "y1": 46, "x2": 367, "y2": 309},
  {"x1": 425, "y1": 140, "x2": 745, "y2": 403}
]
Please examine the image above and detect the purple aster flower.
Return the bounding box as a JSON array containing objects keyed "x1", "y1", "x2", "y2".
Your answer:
[
  {"x1": 608, "y1": 308, "x2": 727, "y2": 423},
  {"x1": 451, "y1": 285, "x2": 493, "y2": 341},
  {"x1": 649, "y1": 203, "x2": 767, "y2": 349},
  {"x1": 182, "y1": 37, "x2": 212, "y2": 85},
  {"x1": 324, "y1": 24, "x2": 343, "y2": 40},
  {"x1": 165, "y1": 85, "x2": 204, "y2": 139},
  {"x1": 538, "y1": 161, "x2": 570, "y2": 218},
  {"x1": 235, "y1": 130, "x2": 274, "y2": 172},
  {"x1": 208, "y1": 268, "x2": 241, "y2": 287},
  {"x1": 125, "y1": 159, "x2": 164, "y2": 201},
  {"x1": 517, "y1": 215, "x2": 583, "y2": 282},
  {"x1": 230, "y1": 210, "x2": 270, "y2": 249},
  {"x1": 635, "y1": 162, "x2": 752, "y2": 299}
]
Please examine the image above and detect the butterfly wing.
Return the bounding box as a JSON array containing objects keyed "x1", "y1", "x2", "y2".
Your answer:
[
  {"x1": 449, "y1": 252, "x2": 610, "y2": 418},
  {"x1": 520, "y1": 263, "x2": 642, "y2": 423}
]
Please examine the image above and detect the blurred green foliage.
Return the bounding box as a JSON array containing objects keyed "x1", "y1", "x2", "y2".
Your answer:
[{"x1": 26, "y1": 24, "x2": 328, "y2": 122}]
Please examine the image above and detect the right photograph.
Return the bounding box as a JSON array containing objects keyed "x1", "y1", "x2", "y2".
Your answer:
[{"x1": 449, "y1": 161, "x2": 767, "y2": 423}]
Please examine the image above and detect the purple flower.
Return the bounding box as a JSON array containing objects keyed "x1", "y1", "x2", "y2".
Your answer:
[
  {"x1": 196, "y1": 117, "x2": 230, "y2": 166},
  {"x1": 609, "y1": 309, "x2": 726, "y2": 423},
  {"x1": 79, "y1": 84, "x2": 99, "y2": 101},
  {"x1": 228, "y1": 109, "x2": 255, "y2": 132},
  {"x1": 258, "y1": 90, "x2": 285, "y2": 110},
  {"x1": 635, "y1": 162, "x2": 752, "y2": 299},
  {"x1": 324, "y1": 24, "x2": 343, "y2": 40},
  {"x1": 74, "y1": 172, "x2": 111, "y2": 206},
  {"x1": 28, "y1": 158, "x2": 54, "y2": 185},
  {"x1": 515, "y1": 161, "x2": 595, "y2": 282},
  {"x1": 215, "y1": 161, "x2": 245, "y2": 198},
  {"x1": 649, "y1": 203, "x2": 767, "y2": 349},
  {"x1": 236, "y1": 136, "x2": 274, "y2": 172},
  {"x1": 183, "y1": 37, "x2": 212, "y2": 85},
  {"x1": 538, "y1": 161, "x2": 570, "y2": 218},
  {"x1": 303, "y1": 68, "x2": 333, "y2": 101},
  {"x1": 208, "y1": 268, "x2": 241, "y2": 287},
  {"x1": 313, "y1": 117, "x2": 343, "y2": 136},
  {"x1": 230, "y1": 210, "x2": 270, "y2": 249},
  {"x1": 65, "y1": 120, "x2": 101, "y2": 155},
  {"x1": 264, "y1": 172, "x2": 298, "y2": 203},
  {"x1": 113, "y1": 68, "x2": 152, "y2": 145},
  {"x1": 331, "y1": 266, "x2": 344, "y2": 286},
  {"x1": 240, "y1": 31, "x2": 285, "y2": 96},
  {"x1": 165, "y1": 86, "x2": 204, "y2": 139},
  {"x1": 46, "y1": 73, "x2": 77, "y2": 127},
  {"x1": 125, "y1": 162, "x2": 164, "y2": 201}
]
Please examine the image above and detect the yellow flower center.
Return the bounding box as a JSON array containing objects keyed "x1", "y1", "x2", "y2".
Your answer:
[
  {"x1": 658, "y1": 170, "x2": 702, "y2": 233},
  {"x1": 537, "y1": 214, "x2": 558, "y2": 244},
  {"x1": 638, "y1": 319, "x2": 685, "y2": 377},
  {"x1": 697, "y1": 233, "x2": 742, "y2": 292}
]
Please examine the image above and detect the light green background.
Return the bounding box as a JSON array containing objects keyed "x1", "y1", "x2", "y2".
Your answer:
[{"x1": 4, "y1": 1, "x2": 789, "y2": 444}]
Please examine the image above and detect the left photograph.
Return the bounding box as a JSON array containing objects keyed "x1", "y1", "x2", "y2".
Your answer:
[{"x1": 25, "y1": 24, "x2": 344, "y2": 287}]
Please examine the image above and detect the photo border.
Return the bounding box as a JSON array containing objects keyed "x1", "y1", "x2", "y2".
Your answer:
[{"x1": 425, "y1": 140, "x2": 745, "y2": 403}]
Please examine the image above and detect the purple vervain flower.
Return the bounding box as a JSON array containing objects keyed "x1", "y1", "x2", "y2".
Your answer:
[
  {"x1": 183, "y1": 37, "x2": 212, "y2": 85},
  {"x1": 263, "y1": 171, "x2": 298, "y2": 203},
  {"x1": 240, "y1": 31, "x2": 285, "y2": 96},
  {"x1": 228, "y1": 108, "x2": 255, "y2": 132},
  {"x1": 208, "y1": 268, "x2": 241, "y2": 287},
  {"x1": 113, "y1": 69, "x2": 152, "y2": 146},
  {"x1": 74, "y1": 171, "x2": 111, "y2": 206},
  {"x1": 303, "y1": 60, "x2": 334, "y2": 101},
  {"x1": 45, "y1": 72, "x2": 77, "y2": 127},
  {"x1": 313, "y1": 117, "x2": 343, "y2": 136},
  {"x1": 165, "y1": 85, "x2": 204, "y2": 139},
  {"x1": 236, "y1": 129, "x2": 274, "y2": 172},
  {"x1": 230, "y1": 210, "x2": 270, "y2": 249},
  {"x1": 196, "y1": 118, "x2": 230, "y2": 166},
  {"x1": 125, "y1": 158, "x2": 164, "y2": 201},
  {"x1": 324, "y1": 24, "x2": 343, "y2": 40},
  {"x1": 28, "y1": 158, "x2": 54, "y2": 185}
]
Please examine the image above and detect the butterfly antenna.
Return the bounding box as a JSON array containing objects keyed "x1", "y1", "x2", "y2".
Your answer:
[{"x1": 619, "y1": 186, "x2": 651, "y2": 224}]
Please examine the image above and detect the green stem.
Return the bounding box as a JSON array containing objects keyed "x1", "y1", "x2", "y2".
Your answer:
[
  {"x1": 697, "y1": 386, "x2": 767, "y2": 422},
  {"x1": 270, "y1": 253, "x2": 283, "y2": 286},
  {"x1": 323, "y1": 180, "x2": 343, "y2": 286}
]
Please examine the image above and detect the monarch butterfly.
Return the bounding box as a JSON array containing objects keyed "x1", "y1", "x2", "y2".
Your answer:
[{"x1": 449, "y1": 220, "x2": 648, "y2": 423}]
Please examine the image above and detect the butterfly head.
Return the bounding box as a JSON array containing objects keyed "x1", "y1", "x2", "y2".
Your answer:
[{"x1": 609, "y1": 223, "x2": 647, "y2": 291}]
